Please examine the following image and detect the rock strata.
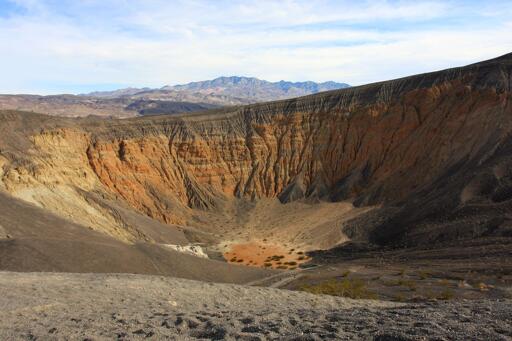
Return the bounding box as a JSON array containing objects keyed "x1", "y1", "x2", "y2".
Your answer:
[{"x1": 0, "y1": 54, "x2": 511, "y2": 247}]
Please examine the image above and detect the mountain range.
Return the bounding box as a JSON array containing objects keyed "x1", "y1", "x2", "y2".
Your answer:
[
  {"x1": 83, "y1": 76, "x2": 350, "y2": 103},
  {"x1": 0, "y1": 77, "x2": 349, "y2": 118}
]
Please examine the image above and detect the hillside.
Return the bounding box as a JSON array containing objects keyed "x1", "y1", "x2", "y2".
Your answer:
[
  {"x1": 0, "y1": 54, "x2": 511, "y2": 292},
  {"x1": 0, "y1": 77, "x2": 349, "y2": 118}
]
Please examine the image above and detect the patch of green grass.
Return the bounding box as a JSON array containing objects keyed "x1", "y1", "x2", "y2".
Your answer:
[
  {"x1": 341, "y1": 270, "x2": 351, "y2": 277},
  {"x1": 300, "y1": 278, "x2": 377, "y2": 299}
]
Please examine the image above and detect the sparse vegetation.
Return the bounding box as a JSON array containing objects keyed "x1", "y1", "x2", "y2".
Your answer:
[
  {"x1": 300, "y1": 278, "x2": 377, "y2": 299},
  {"x1": 383, "y1": 279, "x2": 417, "y2": 291},
  {"x1": 418, "y1": 271, "x2": 431, "y2": 280},
  {"x1": 438, "y1": 289, "x2": 455, "y2": 300},
  {"x1": 393, "y1": 293, "x2": 406, "y2": 302},
  {"x1": 439, "y1": 279, "x2": 451, "y2": 287},
  {"x1": 422, "y1": 289, "x2": 455, "y2": 301}
]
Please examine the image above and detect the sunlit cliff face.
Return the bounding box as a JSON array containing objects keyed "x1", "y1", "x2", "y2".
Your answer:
[{"x1": 0, "y1": 55, "x2": 511, "y2": 248}]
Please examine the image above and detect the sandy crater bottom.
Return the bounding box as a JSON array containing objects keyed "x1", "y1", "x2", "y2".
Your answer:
[{"x1": 223, "y1": 241, "x2": 310, "y2": 269}]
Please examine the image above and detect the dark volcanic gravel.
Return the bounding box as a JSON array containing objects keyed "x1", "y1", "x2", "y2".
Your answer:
[{"x1": 0, "y1": 272, "x2": 510, "y2": 340}]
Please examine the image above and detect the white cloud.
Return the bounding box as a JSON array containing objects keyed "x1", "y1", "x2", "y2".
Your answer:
[{"x1": 0, "y1": 0, "x2": 511, "y2": 94}]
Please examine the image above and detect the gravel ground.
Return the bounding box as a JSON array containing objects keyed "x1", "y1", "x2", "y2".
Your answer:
[{"x1": 0, "y1": 272, "x2": 511, "y2": 340}]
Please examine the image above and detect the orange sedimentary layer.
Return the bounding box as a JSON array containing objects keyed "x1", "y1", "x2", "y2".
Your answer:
[{"x1": 83, "y1": 80, "x2": 509, "y2": 226}]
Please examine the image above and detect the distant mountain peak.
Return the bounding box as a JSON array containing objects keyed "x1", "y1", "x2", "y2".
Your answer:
[
  {"x1": 160, "y1": 76, "x2": 350, "y2": 102},
  {"x1": 82, "y1": 76, "x2": 350, "y2": 105}
]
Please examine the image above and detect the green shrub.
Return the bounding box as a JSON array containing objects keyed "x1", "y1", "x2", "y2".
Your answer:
[
  {"x1": 383, "y1": 279, "x2": 417, "y2": 290},
  {"x1": 422, "y1": 289, "x2": 455, "y2": 301},
  {"x1": 394, "y1": 293, "x2": 406, "y2": 302},
  {"x1": 438, "y1": 289, "x2": 455, "y2": 300},
  {"x1": 418, "y1": 271, "x2": 431, "y2": 280},
  {"x1": 398, "y1": 279, "x2": 416, "y2": 290},
  {"x1": 300, "y1": 278, "x2": 377, "y2": 299}
]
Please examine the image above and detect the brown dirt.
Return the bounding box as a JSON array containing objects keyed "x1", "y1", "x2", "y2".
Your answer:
[{"x1": 223, "y1": 241, "x2": 310, "y2": 269}]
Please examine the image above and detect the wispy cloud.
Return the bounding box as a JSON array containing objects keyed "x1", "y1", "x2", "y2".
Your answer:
[{"x1": 0, "y1": 0, "x2": 511, "y2": 94}]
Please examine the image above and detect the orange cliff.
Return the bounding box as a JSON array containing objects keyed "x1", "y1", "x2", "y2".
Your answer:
[{"x1": 0, "y1": 53, "x2": 510, "y2": 246}]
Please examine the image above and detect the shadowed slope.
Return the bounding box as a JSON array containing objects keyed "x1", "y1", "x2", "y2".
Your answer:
[{"x1": 0, "y1": 191, "x2": 271, "y2": 283}]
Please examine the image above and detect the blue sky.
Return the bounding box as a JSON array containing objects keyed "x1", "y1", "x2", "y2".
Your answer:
[{"x1": 0, "y1": 0, "x2": 511, "y2": 94}]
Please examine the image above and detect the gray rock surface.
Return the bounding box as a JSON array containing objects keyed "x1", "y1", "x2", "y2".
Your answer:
[{"x1": 0, "y1": 272, "x2": 510, "y2": 340}]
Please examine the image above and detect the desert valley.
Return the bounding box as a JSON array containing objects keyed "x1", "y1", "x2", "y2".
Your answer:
[{"x1": 0, "y1": 52, "x2": 511, "y2": 339}]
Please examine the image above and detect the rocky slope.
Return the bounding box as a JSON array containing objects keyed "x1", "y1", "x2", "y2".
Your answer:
[
  {"x1": 0, "y1": 272, "x2": 510, "y2": 340},
  {"x1": 0, "y1": 53, "x2": 511, "y2": 254},
  {"x1": 0, "y1": 190, "x2": 271, "y2": 282}
]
